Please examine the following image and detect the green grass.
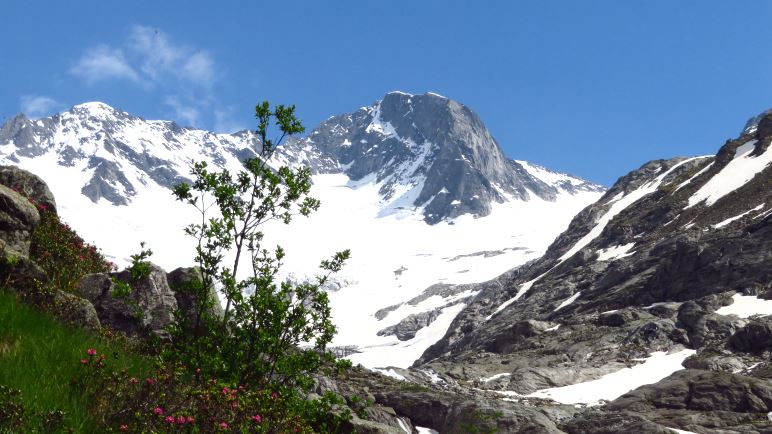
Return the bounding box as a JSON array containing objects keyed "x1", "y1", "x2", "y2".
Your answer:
[{"x1": 0, "y1": 290, "x2": 152, "y2": 433}]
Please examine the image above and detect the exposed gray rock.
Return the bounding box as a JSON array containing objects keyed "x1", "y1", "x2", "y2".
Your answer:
[
  {"x1": 281, "y1": 91, "x2": 604, "y2": 224},
  {"x1": 167, "y1": 266, "x2": 223, "y2": 322},
  {"x1": 52, "y1": 290, "x2": 101, "y2": 331},
  {"x1": 0, "y1": 183, "x2": 40, "y2": 256},
  {"x1": 76, "y1": 263, "x2": 178, "y2": 339},
  {"x1": 625, "y1": 369, "x2": 772, "y2": 412},
  {"x1": 0, "y1": 165, "x2": 57, "y2": 213},
  {"x1": 378, "y1": 309, "x2": 441, "y2": 341},
  {"x1": 729, "y1": 317, "x2": 772, "y2": 353}
]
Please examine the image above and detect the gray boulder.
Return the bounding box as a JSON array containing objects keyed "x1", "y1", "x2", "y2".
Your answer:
[
  {"x1": 0, "y1": 165, "x2": 57, "y2": 213},
  {"x1": 52, "y1": 290, "x2": 101, "y2": 331},
  {"x1": 167, "y1": 266, "x2": 223, "y2": 323},
  {"x1": 76, "y1": 263, "x2": 178, "y2": 339},
  {"x1": 0, "y1": 183, "x2": 40, "y2": 256},
  {"x1": 729, "y1": 317, "x2": 772, "y2": 353}
]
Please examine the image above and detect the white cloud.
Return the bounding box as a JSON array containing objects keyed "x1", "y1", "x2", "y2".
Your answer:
[
  {"x1": 20, "y1": 95, "x2": 61, "y2": 119},
  {"x1": 164, "y1": 95, "x2": 200, "y2": 127},
  {"x1": 182, "y1": 51, "x2": 216, "y2": 86},
  {"x1": 214, "y1": 107, "x2": 247, "y2": 133},
  {"x1": 70, "y1": 45, "x2": 139, "y2": 84},
  {"x1": 128, "y1": 25, "x2": 182, "y2": 80},
  {"x1": 68, "y1": 25, "x2": 223, "y2": 129}
]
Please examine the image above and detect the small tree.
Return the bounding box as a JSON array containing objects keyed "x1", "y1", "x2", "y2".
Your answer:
[{"x1": 170, "y1": 101, "x2": 350, "y2": 390}]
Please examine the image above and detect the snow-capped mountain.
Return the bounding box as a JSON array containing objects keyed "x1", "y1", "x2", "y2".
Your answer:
[
  {"x1": 0, "y1": 93, "x2": 605, "y2": 368},
  {"x1": 277, "y1": 91, "x2": 603, "y2": 223},
  {"x1": 397, "y1": 110, "x2": 772, "y2": 432}
]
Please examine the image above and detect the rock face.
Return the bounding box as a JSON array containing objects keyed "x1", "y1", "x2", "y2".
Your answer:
[
  {"x1": 0, "y1": 165, "x2": 57, "y2": 213},
  {"x1": 278, "y1": 91, "x2": 603, "y2": 223},
  {"x1": 390, "y1": 111, "x2": 772, "y2": 432},
  {"x1": 0, "y1": 95, "x2": 602, "y2": 225},
  {"x1": 167, "y1": 266, "x2": 224, "y2": 323},
  {"x1": 77, "y1": 263, "x2": 178, "y2": 339},
  {"x1": 0, "y1": 182, "x2": 40, "y2": 257}
]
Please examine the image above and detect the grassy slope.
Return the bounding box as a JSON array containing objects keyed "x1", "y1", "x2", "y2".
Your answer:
[{"x1": 0, "y1": 290, "x2": 151, "y2": 433}]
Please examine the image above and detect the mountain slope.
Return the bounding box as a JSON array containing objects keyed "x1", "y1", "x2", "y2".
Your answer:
[
  {"x1": 276, "y1": 91, "x2": 603, "y2": 223},
  {"x1": 0, "y1": 94, "x2": 605, "y2": 369},
  {"x1": 406, "y1": 111, "x2": 772, "y2": 433}
]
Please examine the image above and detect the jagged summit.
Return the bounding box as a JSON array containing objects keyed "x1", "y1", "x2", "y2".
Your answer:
[
  {"x1": 1, "y1": 94, "x2": 602, "y2": 223},
  {"x1": 278, "y1": 91, "x2": 604, "y2": 223}
]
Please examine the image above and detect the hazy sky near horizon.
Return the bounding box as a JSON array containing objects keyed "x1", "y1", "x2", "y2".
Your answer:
[{"x1": 2, "y1": 1, "x2": 772, "y2": 185}]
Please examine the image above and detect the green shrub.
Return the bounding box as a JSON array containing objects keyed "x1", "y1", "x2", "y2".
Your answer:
[
  {"x1": 74, "y1": 346, "x2": 351, "y2": 433},
  {"x1": 168, "y1": 101, "x2": 350, "y2": 392},
  {"x1": 30, "y1": 207, "x2": 115, "y2": 292}
]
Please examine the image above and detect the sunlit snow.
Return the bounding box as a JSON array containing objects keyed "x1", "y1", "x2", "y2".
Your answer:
[
  {"x1": 687, "y1": 140, "x2": 772, "y2": 208},
  {"x1": 1, "y1": 106, "x2": 605, "y2": 369},
  {"x1": 716, "y1": 293, "x2": 772, "y2": 318},
  {"x1": 499, "y1": 349, "x2": 695, "y2": 405},
  {"x1": 596, "y1": 243, "x2": 636, "y2": 261},
  {"x1": 712, "y1": 204, "x2": 765, "y2": 229},
  {"x1": 554, "y1": 291, "x2": 581, "y2": 311}
]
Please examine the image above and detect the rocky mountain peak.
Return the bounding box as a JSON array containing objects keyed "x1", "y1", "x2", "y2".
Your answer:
[
  {"x1": 279, "y1": 91, "x2": 604, "y2": 223},
  {"x1": 1, "y1": 95, "x2": 603, "y2": 224}
]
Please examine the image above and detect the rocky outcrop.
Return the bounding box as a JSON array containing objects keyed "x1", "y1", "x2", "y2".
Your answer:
[
  {"x1": 0, "y1": 165, "x2": 57, "y2": 213},
  {"x1": 76, "y1": 263, "x2": 178, "y2": 339},
  {"x1": 729, "y1": 317, "x2": 772, "y2": 353},
  {"x1": 0, "y1": 183, "x2": 40, "y2": 257},
  {"x1": 167, "y1": 266, "x2": 224, "y2": 322},
  {"x1": 269, "y1": 91, "x2": 604, "y2": 223}
]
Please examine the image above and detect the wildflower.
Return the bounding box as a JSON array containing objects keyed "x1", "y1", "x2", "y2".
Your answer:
[
  {"x1": 165, "y1": 416, "x2": 175, "y2": 424},
  {"x1": 129, "y1": 378, "x2": 138, "y2": 385},
  {"x1": 87, "y1": 348, "x2": 97, "y2": 356},
  {"x1": 80, "y1": 359, "x2": 88, "y2": 364},
  {"x1": 222, "y1": 387, "x2": 230, "y2": 395},
  {"x1": 219, "y1": 422, "x2": 229, "y2": 429},
  {"x1": 195, "y1": 368, "x2": 201, "y2": 375},
  {"x1": 251, "y1": 415, "x2": 262, "y2": 423},
  {"x1": 146, "y1": 378, "x2": 156, "y2": 385},
  {"x1": 186, "y1": 416, "x2": 195, "y2": 423},
  {"x1": 177, "y1": 416, "x2": 187, "y2": 424},
  {"x1": 271, "y1": 391, "x2": 279, "y2": 399},
  {"x1": 153, "y1": 407, "x2": 164, "y2": 415},
  {"x1": 119, "y1": 424, "x2": 128, "y2": 431}
]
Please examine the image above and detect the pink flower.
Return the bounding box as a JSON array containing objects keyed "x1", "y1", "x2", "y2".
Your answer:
[
  {"x1": 153, "y1": 407, "x2": 164, "y2": 415},
  {"x1": 129, "y1": 377, "x2": 138, "y2": 385},
  {"x1": 251, "y1": 414, "x2": 262, "y2": 423},
  {"x1": 271, "y1": 391, "x2": 279, "y2": 399},
  {"x1": 80, "y1": 359, "x2": 88, "y2": 364},
  {"x1": 165, "y1": 416, "x2": 175, "y2": 424},
  {"x1": 87, "y1": 348, "x2": 97, "y2": 356},
  {"x1": 186, "y1": 416, "x2": 195, "y2": 423},
  {"x1": 219, "y1": 421, "x2": 229, "y2": 429},
  {"x1": 119, "y1": 424, "x2": 128, "y2": 431},
  {"x1": 146, "y1": 378, "x2": 156, "y2": 385},
  {"x1": 177, "y1": 416, "x2": 186, "y2": 424},
  {"x1": 222, "y1": 387, "x2": 230, "y2": 394}
]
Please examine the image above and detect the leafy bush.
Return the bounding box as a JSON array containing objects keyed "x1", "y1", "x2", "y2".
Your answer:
[
  {"x1": 168, "y1": 101, "x2": 351, "y2": 392},
  {"x1": 29, "y1": 205, "x2": 115, "y2": 292},
  {"x1": 75, "y1": 346, "x2": 355, "y2": 433}
]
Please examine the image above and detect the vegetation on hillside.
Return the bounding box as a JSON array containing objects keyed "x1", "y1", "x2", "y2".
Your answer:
[{"x1": 0, "y1": 101, "x2": 359, "y2": 433}]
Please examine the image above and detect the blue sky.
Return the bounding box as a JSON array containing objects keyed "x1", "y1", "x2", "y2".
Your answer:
[{"x1": 2, "y1": 1, "x2": 772, "y2": 185}]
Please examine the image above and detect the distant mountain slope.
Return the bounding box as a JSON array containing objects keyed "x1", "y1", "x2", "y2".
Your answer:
[
  {"x1": 408, "y1": 110, "x2": 772, "y2": 433},
  {"x1": 0, "y1": 93, "x2": 605, "y2": 368}
]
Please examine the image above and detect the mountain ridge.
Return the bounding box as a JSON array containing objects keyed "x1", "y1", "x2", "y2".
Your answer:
[{"x1": 0, "y1": 92, "x2": 603, "y2": 224}]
